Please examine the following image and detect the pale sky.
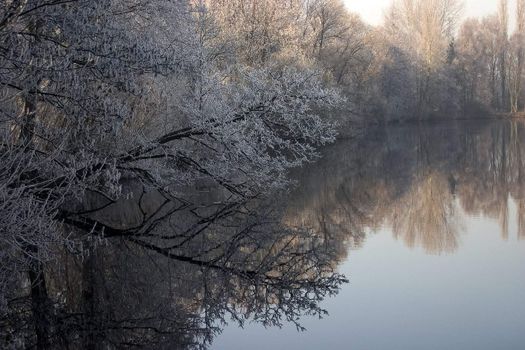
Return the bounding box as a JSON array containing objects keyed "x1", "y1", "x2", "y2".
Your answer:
[{"x1": 344, "y1": 0, "x2": 517, "y2": 27}]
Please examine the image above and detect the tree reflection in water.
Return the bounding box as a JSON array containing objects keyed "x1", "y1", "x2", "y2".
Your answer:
[
  {"x1": 286, "y1": 120, "x2": 525, "y2": 261},
  {"x1": 3, "y1": 120, "x2": 525, "y2": 349},
  {"x1": 1, "y1": 179, "x2": 346, "y2": 349}
]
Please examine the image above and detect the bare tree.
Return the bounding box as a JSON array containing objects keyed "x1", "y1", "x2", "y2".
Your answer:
[
  {"x1": 382, "y1": 0, "x2": 462, "y2": 118},
  {"x1": 456, "y1": 15, "x2": 500, "y2": 112},
  {"x1": 510, "y1": 0, "x2": 525, "y2": 113},
  {"x1": 498, "y1": 0, "x2": 510, "y2": 110}
]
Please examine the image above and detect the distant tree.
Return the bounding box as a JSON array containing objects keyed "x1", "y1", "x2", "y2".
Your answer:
[
  {"x1": 498, "y1": 0, "x2": 510, "y2": 110},
  {"x1": 383, "y1": 0, "x2": 462, "y2": 117},
  {"x1": 509, "y1": 0, "x2": 525, "y2": 113},
  {"x1": 456, "y1": 17, "x2": 498, "y2": 111}
]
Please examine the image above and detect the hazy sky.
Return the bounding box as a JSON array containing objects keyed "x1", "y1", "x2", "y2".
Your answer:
[{"x1": 344, "y1": 0, "x2": 516, "y2": 26}]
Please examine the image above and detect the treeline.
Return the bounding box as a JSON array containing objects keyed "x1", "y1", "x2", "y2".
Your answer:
[
  {"x1": 197, "y1": 0, "x2": 525, "y2": 122},
  {"x1": 456, "y1": 0, "x2": 525, "y2": 115},
  {"x1": 368, "y1": 0, "x2": 525, "y2": 121}
]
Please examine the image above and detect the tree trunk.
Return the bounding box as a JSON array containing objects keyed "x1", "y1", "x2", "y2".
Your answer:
[
  {"x1": 510, "y1": 45, "x2": 523, "y2": 113},
  {"x1": 27, "y1": 251, "x2": 51, "y2": 350},
  {"x1": 19, "y1": 93, "x2": 37, "y2": 146},
  {"x1": 501, "y1": 53, "x2": 508, "y2": 110},
  {"x1": 82, "y1": 246, "x2": 97, "y2": 350}
]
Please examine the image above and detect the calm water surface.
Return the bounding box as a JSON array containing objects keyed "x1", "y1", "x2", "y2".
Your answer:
[{"x1": 214, "y1": 121, "x2": 525, "y2": 350}]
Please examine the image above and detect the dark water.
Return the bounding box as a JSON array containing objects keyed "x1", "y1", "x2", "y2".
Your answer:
[{"x1": 214, "y1": 120, "x2": 525, "y2": 350}]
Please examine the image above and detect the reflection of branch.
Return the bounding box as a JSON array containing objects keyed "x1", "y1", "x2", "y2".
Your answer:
[{"x1": 126, "y1": 237, "x2": 257, "y2": 279}]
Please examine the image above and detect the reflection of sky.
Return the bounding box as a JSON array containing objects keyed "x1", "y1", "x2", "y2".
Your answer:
[
  {"x1": 344, "y1": 0, "x2": 517, "y2": 29},
  {"x1": 213, "y1": 204, "x2": 525, "y2": 350}
]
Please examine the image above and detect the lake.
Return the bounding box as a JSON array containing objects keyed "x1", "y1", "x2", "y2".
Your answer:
[
  {"x1": 213, "y1": 120, "x2": 525, "y2": 350},
  {"x1": 4, "y1": 120, "x2": 525, "y2": 349}
]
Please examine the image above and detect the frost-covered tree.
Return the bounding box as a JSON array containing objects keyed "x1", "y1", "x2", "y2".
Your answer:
[
  {"x1": 0, "y1": 1, "x2": 343, "y2": 346},
  {"x1": 455, "y1": 2, "x2": 525, "y2": 115},
  {"x1": 382, "y1": 0, "x2": 462, "y2": 117},
  {"x1": 509, "y1": 0, "x2": 525, "y2": 113},
  {"x1": 455, "y1": 16, "x2": 500, "y2": 112},
  {"x1": 202, "y1": 0, "x2": 306, "y2": 66}
]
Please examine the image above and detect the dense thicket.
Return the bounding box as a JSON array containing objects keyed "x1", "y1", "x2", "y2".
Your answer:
[{"x1": 0, "y1": 1, "x2": 345, "y2": 348}]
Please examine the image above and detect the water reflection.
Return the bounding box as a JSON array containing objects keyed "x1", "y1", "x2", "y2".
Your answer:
[
  {"x1": 1, "y1": 180, "x2": 346, "y2": 348},
  {"x1": 286, "y1": 120, "x2": 525, "y2": 255},
  {"x1": 3, "y1": 120, "x2": 525, "y2": 349}
]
